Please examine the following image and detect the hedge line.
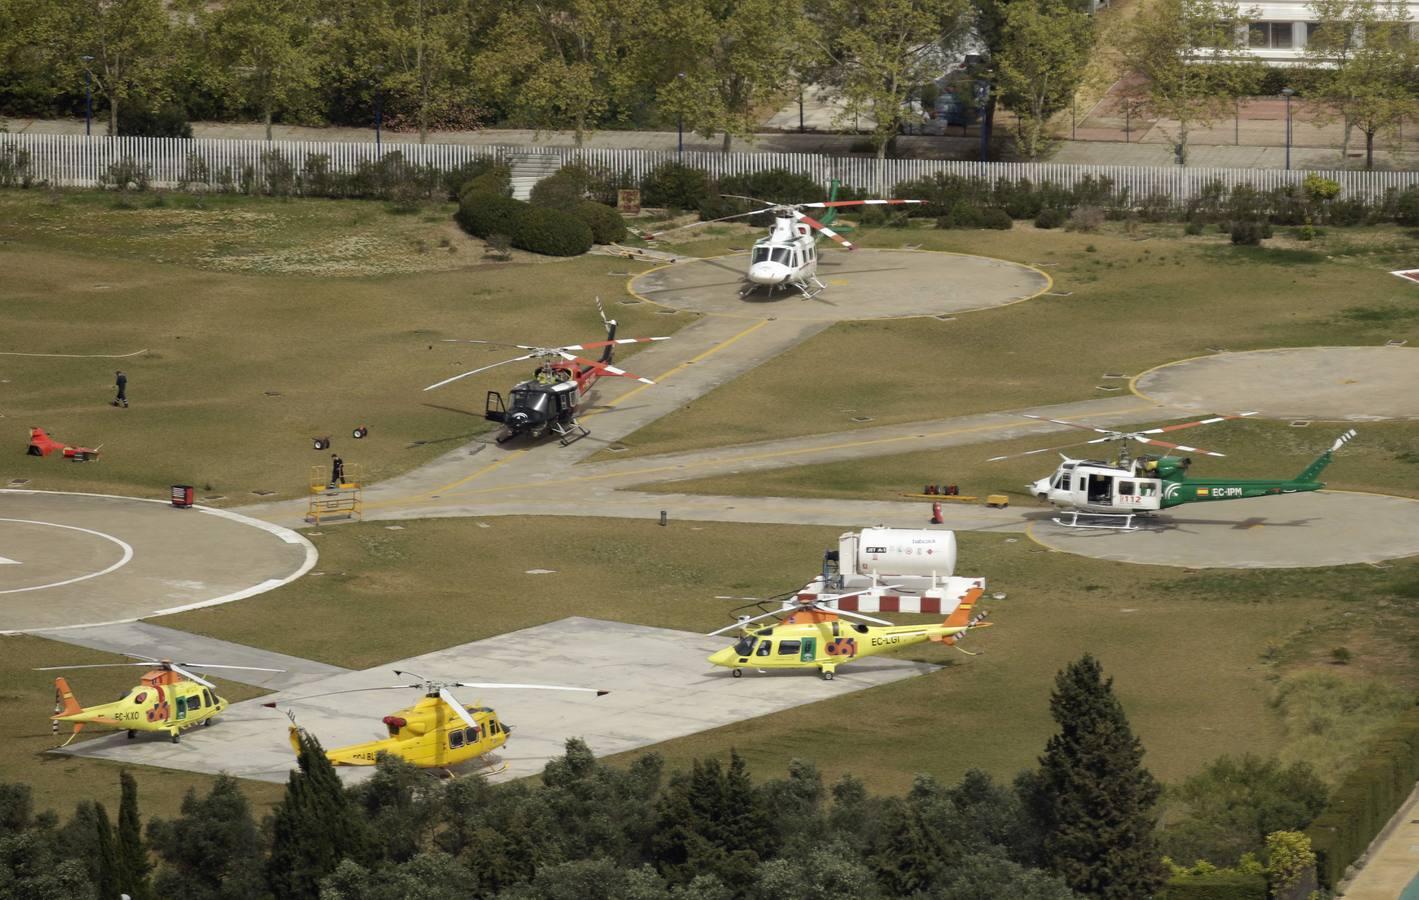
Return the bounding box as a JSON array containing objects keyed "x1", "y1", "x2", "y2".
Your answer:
[
  {"x1": 1156, "y1": 871, "x2": 1268, "y2": 900},
  {"x1": 1306, "y1": 705, "x2": 1419, "y2": 888}
]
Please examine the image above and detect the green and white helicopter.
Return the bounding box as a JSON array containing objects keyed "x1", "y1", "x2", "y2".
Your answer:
[{"x1": 991, "y1": 413, "x2": 1357, "y2": 529}]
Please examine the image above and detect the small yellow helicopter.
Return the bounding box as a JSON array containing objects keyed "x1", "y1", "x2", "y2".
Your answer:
[
  {"x1": 265, "y1": 670, "x2": 608, "y2": 774},
  {"x1": 708, "y1": 586, "x2": 991, "y2": 680},
  {"x1": 38, "y1": 655, "x2": 283, "y2": 745}
]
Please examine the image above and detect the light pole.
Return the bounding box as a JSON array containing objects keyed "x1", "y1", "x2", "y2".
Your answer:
[
  {"x1": 372, "y1": 67, "x2": 384, "y2": 151},
  {"x1": 81, "y1": 55, "x2": 94, "y2": 136},
  {"x1": 1282, "y1": 87, "x2": 1294, "y2": 170},
  {"x1": 676, "y1": 72, "x2": 686, "y2": 155}
]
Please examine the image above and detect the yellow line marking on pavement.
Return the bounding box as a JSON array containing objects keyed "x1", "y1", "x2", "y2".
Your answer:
[
  {"x1": 363, "y1": 450, "x2": 528, "y2": 510},
  {"x1": 443, "y1": 402, "x2": 1158, "y2": 500},
  {"x1": 582, "y1": 319, "x2": 771, "y2": 420}
]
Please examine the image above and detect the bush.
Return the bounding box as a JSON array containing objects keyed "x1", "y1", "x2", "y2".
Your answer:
[
  {"x1": 1184, "y1": 219, "x2": 1205, "y2": 235},
  {"x1": 530, "y1": 170, "x2": 587, "y2": 209},
  {"x1": 1065, "y1": 205, "x2": 1105, "y2": 232},
  {"x1": 573, "y1": 200, "x2": 627, "y2": 243},
  {"x1": 1393, "y1": 186, "x2": 1419, "y2": 226},
  {"x1": 896, "y1": 172, "x2": 990, "y2": 218},
  {"x1": 640, "y1": 161, "x2": 712, "y2": 210},
  {"x1": 0, "y1": 145, "x2": 33, "y2": 188},
  {"x1": 103, "y1": 156, "x2": 150, "y2": 191},
  {"x1": 980, "y1": 207, "x2": 1013, "y2": 230},
  {"x1": 512, "y1": 206, "x2": 593, "y2": 256},
  {"x1": 117, "y1": 102, "x2": 192, "y2": 138},
  {"x1": 458, "y1": 168, "x2": 511, "y2": 201},
  {"x1": 1229, "y1": 220, "x2": 1271, "y2": 245},
  {"x1": 440, "y1": 157, "x2": 504, "y2": 200},
  {"x1": 1034, "y1": 207, "x2": 1065, "y2": 229},
  {"x1": 456, "y1": 194, "x2": 529, "y2": 240},
  {"x1": 1328, "y1": 197, "x2": 1371, "y2": 226},
  {"x1": 1308, "y1": 708, "x2": 1419, "y2": 888},
  {"x1": 936, "y1": 200, "x2": 985, "y2": 229},
  {"x1": 1297, "y1": 223, "x2": 1316, "y2": 241},
  {"x1": 1155, "y1": 871, "x2": 1267, "y2": 899}
]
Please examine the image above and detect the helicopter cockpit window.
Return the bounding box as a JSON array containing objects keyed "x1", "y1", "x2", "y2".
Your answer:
[
  {"x1": 777, "y1": 640, "x2": 801, "y2": 656},
  {"x1": 756, "y1": 641, "x2": 773, "y2": 657},
  {"x1": 465, "y1": 727, "x2": 479, "y2": 743},
  {"x1": 1119, "y1": 481, "x2": 1135, "y2": 496},
  {"x1": 190, "y1": 693, "x2": 203, "y2": 708},
  {"x1": 752, "y1": 247, "x2": 770, "y2": 264},
  {"x1": 133, "y1": 692, "x2": 148, "y2": 705},
  {"x1": 1139, "y1": 482, "x2": 1157, "y2": 496},
  {"x1": 770, "y1": 247, "x2": 790, "y2": 265},
  {"x1": 512, "y1": 390, "x2": 551, "y2": 415},
  {"x1": 1055, "y1": 473, "x2": 1072, "y2": 491},
  {"x1": 733, "y1": 636, "x2": 756, "y2": 656},
  {"x1": 450, "y1": 730, "x2": 465, "y2": 749}
]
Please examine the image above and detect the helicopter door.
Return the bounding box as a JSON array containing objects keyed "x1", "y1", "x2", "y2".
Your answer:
[
  {"x1": 175, "y1": 696, "x2": 187, "y2": 720},
  {"x1": 799, "y1": 637, "x2": 816, "y2": 662},
  {"x1": 1087, "y1": 473, "x2": 1113, "y2": 505},
  {"x1": 1118, "y1": 479, "x2": 1163, "y2": 510}
]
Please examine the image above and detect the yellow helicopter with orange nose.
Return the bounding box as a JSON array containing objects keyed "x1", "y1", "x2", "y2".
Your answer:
[
  {"x1": 264, "y1": 670, "x2": 607, "y2": 774},
  {"x1": 708, "y1": 585, "x2": 992, "y2": 680}
]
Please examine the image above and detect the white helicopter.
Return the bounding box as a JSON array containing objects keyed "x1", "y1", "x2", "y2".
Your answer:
[
  {"x1": 989, "y1": 412, "x2": 1357, "y2": 529},
  {"x1": 644, "y1": 190, "x2": 922, "y2": 299}
]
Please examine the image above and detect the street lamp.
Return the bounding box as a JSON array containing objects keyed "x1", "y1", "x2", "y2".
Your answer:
[
  {"x1": 676, "y1": 72, "x2": 686, "y2": 155},
  {"x1": 372, "y1": 67, "x2": 384, "y2": 151},
  {"x1": 1281, "y1": 87, "x2": 1295, "y2": 170},
  {"x1": 80, "y1": 55, "x2": 94, "y2": 136}
]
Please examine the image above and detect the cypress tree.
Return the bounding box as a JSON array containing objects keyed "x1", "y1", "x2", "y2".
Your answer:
[
  {"x1": 1033, "y1": 653, "x2": 1166, "y2": 899},
  {"x1": 93, "y1": 801, "x2": 122, "y2": 900},
  {"x1": 116, "y1": 770, "x2": 152, "y2": 900},
  {"x1": 266, "y1": 729, "x2": 370, "y2": 899}
]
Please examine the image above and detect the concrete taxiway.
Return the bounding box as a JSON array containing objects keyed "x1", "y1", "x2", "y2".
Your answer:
[{"x1": 59, "y1": 617, "x2": 940, "y2": 784}]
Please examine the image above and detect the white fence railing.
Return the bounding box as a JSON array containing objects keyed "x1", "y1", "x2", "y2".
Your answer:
[{"x1": 5, "y1": 132, "x2": 1419, "y2": 202}]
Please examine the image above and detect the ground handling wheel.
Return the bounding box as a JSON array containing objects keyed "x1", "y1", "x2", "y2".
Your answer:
[
  {"x1": 821, "y1": 668, "x2": 835, "y2": 681},
  {"x1": 170, "y1": 732, "x2": 180, "y2": 744},
  {"x1": 732, "y1": 668, "x2": 742, "y2": 679},
  {"x1": 126, "y1": 730, "x2": 136, "y2": 740}
]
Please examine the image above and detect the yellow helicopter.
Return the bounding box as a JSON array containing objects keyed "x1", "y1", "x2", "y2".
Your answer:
[
  {"x1": 265, "y1": 670, "x2": 608, "y2": 774},
  {"x1": 708, "y1": 586, "x2": 991, "y2": 680},
  {"x1": 38, "y1": 655, "x2": 283, "y2": 745}
]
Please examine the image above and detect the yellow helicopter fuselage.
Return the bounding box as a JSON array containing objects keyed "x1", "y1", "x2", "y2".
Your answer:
[
  {"x1": 708, "y1": 591, "x2": 989, "y2": 680},
  {"x1": 289, "y1": 694, "x2": 510, "y2": 769},
  {"x1": 52, "y1": 671, "x2": 229, "y2": 742}
]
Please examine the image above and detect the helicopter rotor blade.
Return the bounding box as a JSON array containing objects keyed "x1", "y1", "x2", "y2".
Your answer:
[
  {"x1": 175, "y1": 663, "x2": 286, "y2": 673},
  {"x1": 439, "y1": 339, "x2": 527, "y2": 349},
  {"x1": 824, "y1": 607, "x2": 896, "y2": 626},
  {"x1": 569, "y1": 354, "x2": 654, "y2": 384},
  {"x1": 169, "y1": 664, "x2": 216, "y2": 689},
  {"x1": 985, "y1": 437, "x2": 1102, "y2": 462},
  {"x1": 1129, "y1": 435, "x2": 1226, "y2": 457},
  {"x1": 720, "y1": 193, "x2": 780, "y2": 206},
  {"x1": 1131, "y1": 412, "x2": 1258, "y2": 435},
  {"x1": 554, "y1": 336, "x2": 671, "y2": 352},
  {"x1": 811, "y1": 584, "x2": 906, "y2": 605},
  {"x1": 451, "y1": 681, "x2": 609, "y2": 696},
  {"x1": 794, "y1": 210, "x2": 854, "y2": 249},
  {"x1": 437, "y1": 687, "x2": 481, "y2": 730},
  {"x1": 34, "y1": 663, "x2": 158, "y2": 671},
  {"x1": 708, "y1": 609, "x2": 781, "y2": 636},
  {"x1": 798, "y1": 199, "x2": 925, "y2": 209},
  {"x1": 1019, "y1": 413, "x2": 1119, "y2": 435},
  {"x1": 641, "y1": 206, "x2": 775, "y2": 240},
  {"x1": 424, "y1": 354, "x2": 537, "y2": 391},
  {"x1": 260, "y1": 685, "x2": 423, "y2": 708}
]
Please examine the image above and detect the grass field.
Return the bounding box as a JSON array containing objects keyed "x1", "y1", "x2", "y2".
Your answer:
[
  {"x1": 0, "y1": 634, "x2": 284, "y2": 819},
  {"x1": 0, "y1": 189, "x2": 679, "y2": 501},
  {"x1": 637, "y1": 417, "x2": 1419, "y2": 505},
  {"x1": 161, "y1": 516, "x2": 1419, "y2": 794},
  {"x1": 609, "y1": 220, "x2": 1419, "y2": 458}
]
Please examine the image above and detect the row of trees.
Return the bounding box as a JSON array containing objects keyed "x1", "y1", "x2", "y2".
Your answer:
[
  {"x1": 1119, "y1": 0, "x2": 1419, "y2": 167},
  {"x1": 0, "y1": 0, "x2": 1099, "y2": 160},
  {"x1": 0, "y1": 654, "x2": 1330, "y2": 900}
]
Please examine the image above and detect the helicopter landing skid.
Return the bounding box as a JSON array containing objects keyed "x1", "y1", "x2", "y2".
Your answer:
[
  {"x1": 792, "y1": 276, "x2": 827, "y2": 300},
  {"x1": 1051, "y1": 510, "x2": 1146, "y2": 531},
  {"x1": 553, "y1": 419, "x2": 590, "y2": 447}
]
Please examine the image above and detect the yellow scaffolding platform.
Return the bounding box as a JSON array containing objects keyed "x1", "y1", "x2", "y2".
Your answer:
[{"x1": 308, "y1": 464, "x2": 363, "y2": 524}]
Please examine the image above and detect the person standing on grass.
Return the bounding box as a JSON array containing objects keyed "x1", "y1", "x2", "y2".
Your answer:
[{"x1": 114, "y1": 370, "x2": 128, "y2": 408}]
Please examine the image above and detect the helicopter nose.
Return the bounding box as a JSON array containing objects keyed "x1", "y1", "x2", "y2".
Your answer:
[
  {"x1": 748, "y1": 263, "x2": 788, "y2": 285},
  {"x1": 1029, "y1": 478, "x2": 1052, "y2": 500},
  {"x1": 707, "y1": 647, "x2": 736, "y2": 667}
]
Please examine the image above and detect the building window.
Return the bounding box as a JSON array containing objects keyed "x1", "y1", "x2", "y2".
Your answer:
[{"x1": 1249, "y1": 22, "x2": 1294, "y2": 49}]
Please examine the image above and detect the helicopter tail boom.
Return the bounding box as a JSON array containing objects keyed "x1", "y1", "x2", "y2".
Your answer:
[{"x1": 1293, "y1": 429, "x2": 1357, "y2": 483}]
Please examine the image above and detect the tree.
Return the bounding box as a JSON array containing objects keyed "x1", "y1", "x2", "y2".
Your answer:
[
  {"x1": 148, "y1": 775, "x2": 266, "y2": 900},
  {"x1": 816, "y1": 0, "x2": 972, "y2": 159},
  {"x1": 38, "y1": 0, "x2": 173, "y2": 136},
  {"x1": 1029, "y1": 654, "x2": 1165, "y2": 899},
  {"x1": 116, "y1": 771, "x2": 152, "y2": 900},
  {"x1": 652, "y1": 751, "x2": 775, "y2": 887},
  {"x1": 1161, "y1": 755, "x2": 1328, "y2": 867},
  {"x1": 266, "y1": 730, "x2": 371, "y2": 899},
  {"x1": 94, "y1": 801, "x2": 122, "y2": 900},
  {"x1": 350, "y1": 754, "x2": 440, "y2": 865},
  {"x1": 1116, "y1": 0, "x2": 1263, "y2": 165},
  {"x1": 995, "y1": 0, "x2": 1094, "y2": 159},
  {"x1": 212, "y1": 0, "x2": 317, "y2": 141},
  {"x1": 1307, "y1": 0, "x2": 1416, "y2": 168}
]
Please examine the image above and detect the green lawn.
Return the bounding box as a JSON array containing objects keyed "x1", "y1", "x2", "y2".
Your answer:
[
  {"x1": 0, "y1": 189, "x2": 684, "y2": 502},
  {"x1": 636, "y1": 418, "x2": 1419, "y2": 505},
  {"x1": 163, "y1": 516, "x2": 1419, "y2": 795},
  {"x1": 0, "y1": 634, "x2": 284, "y2": 819},
  {"x1": 608, "y1": 221, "x2": 1419, "y2": 459}
]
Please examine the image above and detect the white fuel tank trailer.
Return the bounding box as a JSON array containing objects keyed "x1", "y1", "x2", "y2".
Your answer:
[{"x1": 839, "y1": 527, "x2": 958, "y2": 580}]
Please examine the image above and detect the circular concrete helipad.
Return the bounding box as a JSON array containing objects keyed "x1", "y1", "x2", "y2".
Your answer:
[
  {"x1": 630, "y1": 249, "x2": 1051, "y2": 321},
  {"x1": 0, "y1": 491, "x2": 315, "y2": 632},
  {"x1": 1134, "y1": 347, "x2": 1419, "y2": 420},
  {"x1": 1025, "y1": 492, "x2": 1419, "y2": 569}
]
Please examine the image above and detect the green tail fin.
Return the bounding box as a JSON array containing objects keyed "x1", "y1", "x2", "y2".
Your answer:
[
  {"x1": 820, "y1": 179, "x2": 841, "y2": 227},
  {"x1": 1294, "y1": 430, "x2": 1357, "y2": 482}
]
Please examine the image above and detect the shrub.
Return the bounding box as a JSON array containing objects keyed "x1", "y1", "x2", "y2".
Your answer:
[
  {"x1": 573, "y1": 200, "x2": 627, "y2": 244},
  {"x1": 1185, "y1": 179, "x2": 1230, "y2": 224},
  {"x1": 1155, "y1": 871, "x2": 1267, "y2": 899},
  {"x1": 103, "y1": 156, "x2": 150, "y2": 192},
  {"x1": 530, "y1": 170, "x2": 587, "y2": 209},
  {"x1": 440, "y1": 157, "x2": 505, "y2": 200},
  {"x1": 896, "y1": 172, "x2": 990, "y2": 218},
  {"x1": 0, "y1": 145, "x2": 33, "y2": 188},
  {"x1": 1138, "y1": 192, "x2": 1174, "y2": 223},
  {"x1": 1034, "y1": 207, "x2": 1065, "y2": 229},
  {"x1": 936, "y1": 200, "x2": 985, "y2": 229},
  {"x1": 458, "y1": 168, "x2": 511, "y2": 201},
  {"x1": 1226, "y1": 183, "x2": 1266, "y2": 224},
  {"x1": 1267, "y1": 184, "x2": 1309, "y2": 225},
  {"x1": 512, "y1": 206, "x2": 593, "y2": 256},
  {"x1": 260, "y1": 149, "x2": 297, "y2": 198},
  {"x1": 1065, "y1": 205, "x2": 1105, "y2": 232},
  {"x1": 1303, "y1": 173, "x2": 1341, "y2": 202},
  {"x1": 1071, "y1": 174, "x2": 1122, "y2": 209},
  {"x1": 456, "y1": 194, "x2": 529, "y2": 240},
  {"x1": 1394, "y1": 186, "x2": 1419, "y2": 226},
  {"x1": 640, "y1": 161, "x2": 712, "y2": 210},
  {"x1": 1229, "y1": 220, "x2": 1270, "y2": 245},
  {"x1": 1328, "y1": 197, "x2": 1370, "y2": 226},
  {"x1": 995, "y1": 177, "x2": 1045, "y2": 219},
  {"x1": 1297, "y1": 223, "x2": 1316, "y2": 241},
  {"x1": 1184, "y1": 219, "x2": 1205, "y2": 235},
  {"x1": 485, "y1": 233, "x2": 512, "y2": 260},
  {"x1": 980, "y1": 207, "x2": 1013, "y2": 230}
]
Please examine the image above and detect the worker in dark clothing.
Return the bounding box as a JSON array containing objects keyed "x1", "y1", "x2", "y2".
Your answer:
[
  {"x1": 113, "y1": 371, "x2": 128, "y2": 408},
  {"x1": 329, "y1": 453, "x2": 345, "y2": 488}
]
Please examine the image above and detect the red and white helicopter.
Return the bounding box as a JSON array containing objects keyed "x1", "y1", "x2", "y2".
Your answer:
[
  {"x1": 424, "y1": 301, "x2": 670, "y2": 445},
  {"x1": 644, "y1": 194, "x2": 922, "y2": 299}
]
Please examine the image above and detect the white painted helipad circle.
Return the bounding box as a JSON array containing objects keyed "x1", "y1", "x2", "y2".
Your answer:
[{"x1": 0, "y1": 518, "x2": 133, "y2": 593}]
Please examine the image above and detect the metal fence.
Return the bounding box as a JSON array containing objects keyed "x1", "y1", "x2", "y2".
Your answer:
[{"x1": 6, "y1": 132, "x2": 1419, "y2": 203}]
